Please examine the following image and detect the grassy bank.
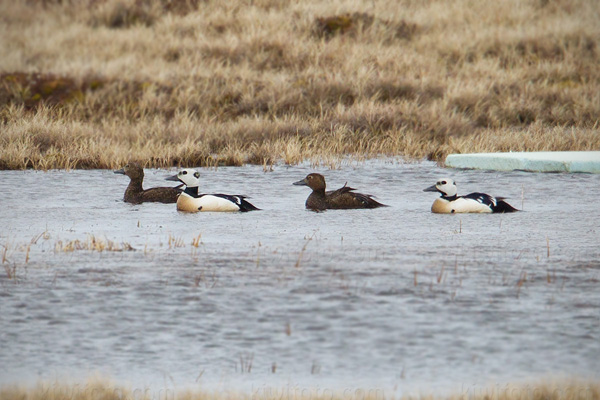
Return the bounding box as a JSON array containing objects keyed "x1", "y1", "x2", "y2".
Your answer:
[
  {"x1": 1, "y1": 0, "x2": 599, "y2": 170},
  {"x1": 1, "y1": 380, "x2": 598, "y2": 400}
]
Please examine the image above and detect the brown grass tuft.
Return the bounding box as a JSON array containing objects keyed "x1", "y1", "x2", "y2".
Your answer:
[
  {"x1": 314, "y1": 12, "x2": 418, "y2": 42},
  {"x1": 88, "y1": 0, "x2": 202, "y2": 28}
]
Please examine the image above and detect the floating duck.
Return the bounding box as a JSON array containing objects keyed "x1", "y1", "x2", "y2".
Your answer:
[
  {"x1": 114, "y1": 162, "x2": 181, "y2": 204},
  {"x1": 424, "y1": 178, "x2": 518, "y2": 213},
  {"x1": 166, "y1": 168, "x2": 259, "y2": 212},
  {"x1": 293, "y1": 173, "x2": 387, "y2": 211}
]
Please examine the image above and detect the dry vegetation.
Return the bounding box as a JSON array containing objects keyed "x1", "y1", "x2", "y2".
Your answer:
[
  {"x1": 0, "y1": 0, "x2": 599, "y2": 170},
  {"x1": 54, "y1": 234, "x2": 134, "y2": 252},
  {"x1": 0, "y1": 380, "x2": 599, "y2": 400}
]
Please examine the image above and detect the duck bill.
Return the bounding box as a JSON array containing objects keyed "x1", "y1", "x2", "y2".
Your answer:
[
  {"x1": 114, "y1": 168, "x2": 125, "y2": 175},
  {"x1": 292, "y1": 178, "x2": 308, "y2": 186},
  {"x1": 423, "y1": 185, "x2": 438, "y2": 192},
  {"x1": 165, "y1": 174, "x2": 180, "y2": 182}
]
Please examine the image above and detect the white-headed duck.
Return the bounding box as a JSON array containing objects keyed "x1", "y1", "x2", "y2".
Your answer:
[
  {"x1": 424, "y1": 178, "x2": 518, "y2": 214},
  {"x1": 293, "y1": 173, "x2": 387, "y2": 211},
  {"x1": 115, "y1": 162, "x2": 182, "y2": 204},
  {"x1": 165, "y1": 168, "x2": 259, "y2": 212}
]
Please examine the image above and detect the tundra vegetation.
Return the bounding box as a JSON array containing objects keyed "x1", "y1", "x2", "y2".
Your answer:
[
  {"x1": 0, "y1": 0, "x2": 598, "y2": 170},
  {"x1": 0, "y1": 380, "x2": 598, "y2": 400}
]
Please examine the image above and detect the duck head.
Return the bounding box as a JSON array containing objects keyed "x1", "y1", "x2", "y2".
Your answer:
[
  {"x1": 424, "y1": 178, "x2": 458, "y2": 197},
  {"x1": 293, "y1": 173, "x2": 326, "y2": 191},
  {"x1": 166, "y1": 168, "x2": 200, "y2": 187},
  {"x1": 114, "y1": 162, "x2": 144, "y2": 180}
]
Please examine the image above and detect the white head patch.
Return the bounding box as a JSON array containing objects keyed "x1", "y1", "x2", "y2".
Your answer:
[
  {"x1": 435, "y1": 178, "x2": 458, "y2": 197},
  {"x1": 177, "y1": 168, "x2": 201, "y2": 187}
]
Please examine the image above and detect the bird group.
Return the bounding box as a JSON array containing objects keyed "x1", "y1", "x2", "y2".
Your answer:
[{"x1": 115, "y1": 162, "x2": 519, "y2": 214}]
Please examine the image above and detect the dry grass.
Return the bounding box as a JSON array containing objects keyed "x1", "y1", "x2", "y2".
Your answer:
[
  {"x1": 167, "y1": 233, "x2": 185, "y2": 249},
  {"x1": 0, "y1": 0, "x2": 599, "y2": 170},
  {"x1": 0, "y1": 379, "x2": 598, "y2": 400},
  {"x1": 54, "y1": 234, "x2": 134, "y2": 252}
]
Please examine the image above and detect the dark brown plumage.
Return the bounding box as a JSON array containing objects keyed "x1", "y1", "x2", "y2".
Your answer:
[
  {"x1": 293, "y1": 173, "x2": 387, "y2": 211},
  {"x1": 114, "y1": 162, "x2": 182, "y2": 204}
]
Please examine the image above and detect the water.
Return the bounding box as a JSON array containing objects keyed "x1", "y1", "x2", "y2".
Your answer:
[{"x1": 1, "y1": 159, "x2": 599, "y2": 397}]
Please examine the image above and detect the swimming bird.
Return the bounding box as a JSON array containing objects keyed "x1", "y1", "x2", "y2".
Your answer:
[
  {"x1": 114, "y1": 162, "x2": 182, "y2": 204},
  {"x1": 423, "y1": 178, "x2": 518, "y2": 213},
  {"x1": 293, "y1": 173, "x2": 387, "y2": 211},
  {"x1": 165, "y1": 168, "x2": 259, "y2": 212}
]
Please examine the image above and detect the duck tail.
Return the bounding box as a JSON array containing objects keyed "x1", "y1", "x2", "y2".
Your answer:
[
  {"x1": 358, "y1": 194, "x2": 388, "y2": 208},
  {"x1": 493, "y1": 199, "x2": 519, "y2": 213},
  {"x1": 368, "y1": 198, "x2": 389, "y2": 208},
  {"x1": 239, "y1": 198, "x2": 260, "y2": 212}
]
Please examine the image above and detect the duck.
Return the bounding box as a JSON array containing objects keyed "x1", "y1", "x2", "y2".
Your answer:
[
  {"x1": 165, "y1": 168, "x2": 259, "y2": 212},
  {"x1": 114, "y1": 162, "x2": 182, "y2": 204},
  {"x1": 423, "y1": 178, "x2": 518, "y2": 214},
  {"x1": 293, "y1": 173, "x2": 387, "y2": 211}
]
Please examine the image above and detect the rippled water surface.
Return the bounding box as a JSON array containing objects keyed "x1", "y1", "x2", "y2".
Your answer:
[{"x1": 1, "y1": 160, "x2": 599, "y2": 396}]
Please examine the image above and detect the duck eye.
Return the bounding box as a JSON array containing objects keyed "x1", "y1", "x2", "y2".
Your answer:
[
  {"x1": 441, "y1": 180, "x2": 446, "y2": 185},
  {"x1": 308, "y1": 176, "x2": 312, "y2": 180},
  {"x1": 182, "y1": 171, "x2": 187, "y2": 175}
]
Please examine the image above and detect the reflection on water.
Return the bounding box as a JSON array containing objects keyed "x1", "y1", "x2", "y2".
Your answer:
[{"x1": 1, "y1": 160, "x2": 599, "y2": 395}]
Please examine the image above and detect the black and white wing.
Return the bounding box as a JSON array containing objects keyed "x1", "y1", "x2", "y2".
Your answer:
[
  {"x1": 212, "y1": 194, "x2": 260, "y2": 212},
  {"x1": 463, "y1": 192, "x2": 497, "y2": 207},
  {"x1": 463, "y1": 192, "x2": 518, "y2": 213}
]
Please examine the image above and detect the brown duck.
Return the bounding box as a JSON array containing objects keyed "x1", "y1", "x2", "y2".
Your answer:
[
  {"x1": 114, "y1": 162, "x2": 182, "y2": 204},
  {"x1": 293, "y1": 173, "x2": 387, "y2": 211}
]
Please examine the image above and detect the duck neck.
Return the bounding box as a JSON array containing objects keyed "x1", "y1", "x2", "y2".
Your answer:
[
  {"x1": 184, "y1": 186, "x2": 199, "y2": 197},
  {"x1": 126, "y1": 177, "x2": 144, "y2": 194},
  {"x1": 312, "y1": 187, "x2": 326, "y2": 196},
  {"x1": 442, "y1": 194, "x2": 458, "y2": 201}
]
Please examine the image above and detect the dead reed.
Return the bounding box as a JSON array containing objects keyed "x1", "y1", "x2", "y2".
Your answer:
[
  {"x1": 191, "y1": 233, "x2": 202, "y2": 248},
  {"x1": 167, "y1": 233, "x2": 185, "y2": 249},
  {"x1": 1, "y1": 0, "x2": 599, "y2": 170},
  {"x1": 54, "y1": 235, "x2": 134, "y2": 252}
]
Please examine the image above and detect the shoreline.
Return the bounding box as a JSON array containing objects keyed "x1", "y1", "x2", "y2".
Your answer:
[{"x1": 1, "y1": 378, "x2": 598, "y2": 400}]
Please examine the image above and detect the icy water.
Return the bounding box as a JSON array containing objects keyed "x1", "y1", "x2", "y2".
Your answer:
[{"x1": 1, "y1": 159, "x2": 599, "y2": 397}]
